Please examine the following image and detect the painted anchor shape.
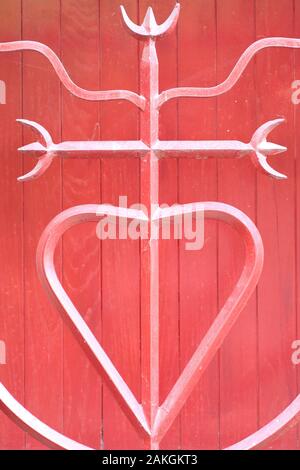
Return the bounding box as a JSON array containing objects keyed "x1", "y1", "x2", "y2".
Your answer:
[{"x1": 1, "y1": 3, "x2": 300, "y2": 450}]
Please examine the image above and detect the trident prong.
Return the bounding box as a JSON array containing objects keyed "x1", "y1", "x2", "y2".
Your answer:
[
  {"x1": 249, "y1": 118, "x2": 287, "y2": 180},
  {"x1": 16, "y1": 119, "x2": 56, "y2": 182},
  {"x1": 120, "y1": 3, "x2": 180, "y2": 39},
  {"x1": 17, "y1": 119, "x2": 53, "y2": 147}
]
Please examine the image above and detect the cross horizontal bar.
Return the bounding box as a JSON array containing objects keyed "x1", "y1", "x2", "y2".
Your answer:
[
  {"x1": 19, "y1": 139, "x2": 285, "y2": 158},
  {"x1": 19, "y1": 140, "x2": 149, "y2": 156},
  {"x1": 17, "y1": 118, "x2": 287, "y2": 181}
]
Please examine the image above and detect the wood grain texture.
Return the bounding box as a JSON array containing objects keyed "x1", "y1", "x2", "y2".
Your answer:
[
  {"x1": 178, "y1": 0, "x2": 219, "y2": 450},
  {"x1": 100, "y1": 0, "x2": 142, "y2": 450},
  {"x1": 217, "y1": 0, "x2": 258, "y2": 448},
  {"x1": 255, "y1": 0, "x2": 298, "y2": 450},
  {"x1": 61, "y1": 0, "x2": 102, "y2": 448},
  {"x1": 22, "y1": 0, "x2": 62, "y2": 450},
  {"x1": 0, "y1": 0, "x2": 23, "y2": 450}
]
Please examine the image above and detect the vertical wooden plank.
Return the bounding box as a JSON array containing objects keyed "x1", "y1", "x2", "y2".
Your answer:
[
  {"x1": 217, "y1": 0, "x2": 258, "y2": 448},
  {"x1": 0, "y1": 0, "x2": 24, "y2": 450},
  {"x1": 178, "y1": 0, "x2": 219, "y2": 450},
  {"x1": 100, "y1": 0, "x2": 142, "y2": 449},
  {"x1": 139, "y1": 0, "x2": 180, "y2": 450},
  {"x1": 61, "y1": 0, "x2": 102, "y2": 447},
  {"x1": 295, "y1": 0, "x2": 300, "y2": 450},
  {"x1": 256, "y1": 0, "x2": 298, "y2": 450},
  {"x1": 22, "y1": 0, "x2": 62, "y2": 450}
]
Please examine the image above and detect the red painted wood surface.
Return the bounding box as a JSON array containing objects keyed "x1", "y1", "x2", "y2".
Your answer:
[
  {"x1": 178, "y1": 0, "x2": 219, "y2": 450},
  {"x1": 256, "y1": 0, "x2": 298, "y2": 450},
  {"x1": 0, "y1": 0, "x2": 299, "y2": 450},
  {"x1": 61, "y1": 0, "x2": 102, "y2": 448},
  {"x1": 22, "y1": 0, "x2": 62, "y2": 450},
  {"x1": 100, "y1": 0, "x2": 141, "y2": 449},
  {"x1": 217, "y1": 0, "x2": 258, "y2": 448}
]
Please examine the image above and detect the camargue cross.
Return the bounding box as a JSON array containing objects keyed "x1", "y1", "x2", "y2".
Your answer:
[{"x1": 0, "y1": 3, "x2": 300, "y2": 451}]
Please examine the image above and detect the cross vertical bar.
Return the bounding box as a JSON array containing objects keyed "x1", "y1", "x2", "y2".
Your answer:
[{"x1": 139, "y1": 35, "x2": 160, "y2": 449}]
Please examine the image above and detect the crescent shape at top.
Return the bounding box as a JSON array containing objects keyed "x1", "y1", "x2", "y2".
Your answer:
[{"x1": 120, "y1": 3, "x2": 180, "y2": 40}]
